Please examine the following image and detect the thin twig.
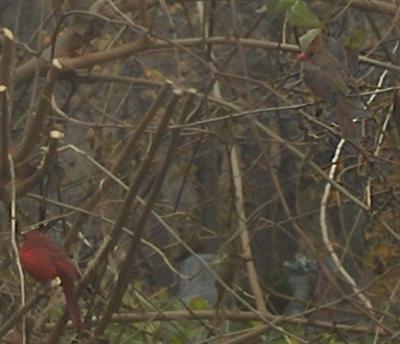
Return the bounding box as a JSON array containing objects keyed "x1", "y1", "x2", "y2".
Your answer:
[{"x1": 8, "y1": 154, "x2": 26, "y2": 344}]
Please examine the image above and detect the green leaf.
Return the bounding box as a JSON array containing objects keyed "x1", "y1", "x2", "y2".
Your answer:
[
  {"x1": 299, "y1": 28, "x2": 322, "y2": 51},
  {"x1": 345, "y1": 29, "x2": 366, "y2": 50},
  {"x1": 265, "y1": 0, "x2": 296, "y2": 17},
  {"x1": 187, "y1": 296, "x2": 210, "y2": 310},
  {"x1": 288, "y1": 1, "x2": 321, "y2": 29}
]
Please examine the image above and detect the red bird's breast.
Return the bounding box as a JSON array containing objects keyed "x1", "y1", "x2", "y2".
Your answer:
[{"x1": 19, "y1": 246, "x2": 59, "y2": 282}]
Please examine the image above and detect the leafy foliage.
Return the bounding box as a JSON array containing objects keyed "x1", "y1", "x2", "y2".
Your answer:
[{"x1": 265, "y1": 0, "x2": 322, "y2": 28}]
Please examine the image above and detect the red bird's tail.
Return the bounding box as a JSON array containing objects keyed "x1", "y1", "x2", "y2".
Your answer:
[{"x1": 60, "y1": 276, "x2": 83, "y2": 333}]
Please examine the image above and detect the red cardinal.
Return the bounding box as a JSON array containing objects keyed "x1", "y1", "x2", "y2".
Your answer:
[
  {"x1": 298, "y1": 30, "x2": 367, "y2": 139},
  {"x1": 19, "y1": 230, "x2": 83, "y2": 333}
]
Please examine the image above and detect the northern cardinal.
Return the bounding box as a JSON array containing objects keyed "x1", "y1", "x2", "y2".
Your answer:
[
  {"x1": 298, "y1": 30, "x2": 366, "y2": 139},
  {"x1": 19, "y1": 230, "x2": 83, "y2": 333}
]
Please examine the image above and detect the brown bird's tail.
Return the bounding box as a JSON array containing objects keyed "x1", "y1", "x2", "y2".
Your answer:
[
  {"x1": 335, "y1": 96, "x2": 360, "y2": 140},
  {"x1": 61, "y1": 275, "x2": 83, "y2": 333}
]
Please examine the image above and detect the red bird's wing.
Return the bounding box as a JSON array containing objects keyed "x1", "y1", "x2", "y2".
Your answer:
[{"x1": 54, "y1": 255, "x2": 79, "y2": 281}]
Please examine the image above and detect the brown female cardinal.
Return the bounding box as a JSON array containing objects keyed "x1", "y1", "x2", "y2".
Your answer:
[
  {"x1": 298, "y1": 29, "x2": 367, "y2": 139},
  {"x1": 19, "y1": 230, "x2": 83, "y2": 333}
]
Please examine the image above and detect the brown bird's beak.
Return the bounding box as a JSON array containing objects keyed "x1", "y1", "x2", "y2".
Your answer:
[{"x1": 297, "y1": 52, "x2": 308, "y2": 61}]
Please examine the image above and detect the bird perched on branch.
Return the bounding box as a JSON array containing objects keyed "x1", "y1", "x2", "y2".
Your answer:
[
  {"x1": 298, "y1": 29, "x2": 367, "y2": 139},
  {"x1": 19, "y1": 230, "x2": 83, "y2": 333}
]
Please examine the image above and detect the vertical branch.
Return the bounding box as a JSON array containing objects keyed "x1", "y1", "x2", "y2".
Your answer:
[
  {"x1": 1, "y1": 28, "x2": 14, "y2": 87},
  {"x1": 14, "y1": 59, "x2": 62, "y2": 163},
  {"x1": 0, "y1": 28, "x2": 14, "y2": 178},
  {"x1": 230, "y1": 145, "x2": 268, "y2": 315},
  {"x1": 0, "y1": 86, "x2": 10, "y2": 178},
  {"x1": 137, "y1": 0, "x2": 150, "y2": 29},
  {"x1": 8, "y1": 154, "x2": 26, "y2": 344},
  {"x1": 228, "y1": 0, "x2": 253, "y2": 106},
  {"x1": 16, "y1": 130, "x2": 63, "y2": 196}
]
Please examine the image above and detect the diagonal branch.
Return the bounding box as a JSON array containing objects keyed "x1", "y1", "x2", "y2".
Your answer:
[
  {"x1": 63, "y1": 81, "x2": 172, "y2": 248},
  {"x1": 90, "y1": 88, "x2": 189, "y2": 340},
  {"x1": 47, "y1": 86, "x2": 182, "y2": 342}
]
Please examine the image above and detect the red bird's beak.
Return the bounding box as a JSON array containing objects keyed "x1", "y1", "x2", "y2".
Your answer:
[{"x1": 297, "y1": 52, "x2": 308, "y2": 61}]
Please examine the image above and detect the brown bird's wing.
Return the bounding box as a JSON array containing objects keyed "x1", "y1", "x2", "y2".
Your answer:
[
  {"x1": 307, "y1": 36, "x2": 367, "y2": 111},
  {"x1": 302, "y1": 61, "x2": 348, "y2": 103},
  {"x1": 318, "y1": 46, "x2": 359, "y2": 90},
  {"x1": 301, "y1": 32, "x2": 367, "y2": 139},
  {"x1": 302, "y1": 62, "x2": 361, "y2": 139},
  {"x1": 306, "y1": 35, "x2": 353, "y2": 94}
]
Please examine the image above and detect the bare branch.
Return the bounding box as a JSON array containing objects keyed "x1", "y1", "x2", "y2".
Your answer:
[{"x1": 14, "y1": 59, "x2": 62, "y2": 163}]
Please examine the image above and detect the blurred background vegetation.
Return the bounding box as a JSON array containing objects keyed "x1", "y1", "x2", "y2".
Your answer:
[{"x1": 1, "y1": 0, "x2": 400, "y2": 342}]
